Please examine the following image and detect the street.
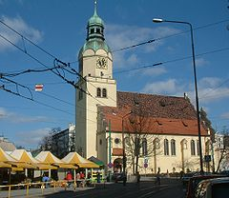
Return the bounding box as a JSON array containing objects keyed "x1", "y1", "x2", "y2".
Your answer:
[
  {"x1": 0, "y1": 178, "x2": 184, "y2": 198},
  {"x1": 44, "y1": 178, "x2": 184, "y2": 198}
]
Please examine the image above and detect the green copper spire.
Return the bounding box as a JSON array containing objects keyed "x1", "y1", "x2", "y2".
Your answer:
[{"x1": 78, "y1": 0, "x2": 111, "y2": 59}]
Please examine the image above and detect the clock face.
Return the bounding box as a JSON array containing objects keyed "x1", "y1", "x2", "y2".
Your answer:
[{"x1": 96, "y1": 57, "x2": 107, "y2": 69}]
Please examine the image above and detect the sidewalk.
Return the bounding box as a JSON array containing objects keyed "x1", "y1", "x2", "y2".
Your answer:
[{"x1": 0, "y1": 184, "x2": 94, "y2": 198}]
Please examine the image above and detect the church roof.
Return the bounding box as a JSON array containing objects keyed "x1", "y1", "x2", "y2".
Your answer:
[{"x1": 100, "y1": 91, "x2": 208, "y2": 136}]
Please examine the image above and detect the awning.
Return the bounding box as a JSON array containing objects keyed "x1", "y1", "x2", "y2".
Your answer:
[
  {"x1": 34, "y1": 163, "x2": 58, "y2": 170},
  {"x1": 9, "y1": 162, "x2": 37, "y2": 169},
  {"x1": 62, "y1": 152, "x2": 99, "y2": 169},
  {"x1": 57, "y1": 164, "x2": 78, "y2": 169},
  {"x1": 88, "y1": 156, "x2": 104, "y2": 167},
  {"x1": 0, "y1": 162, "x2": 12, "y2": 168}
]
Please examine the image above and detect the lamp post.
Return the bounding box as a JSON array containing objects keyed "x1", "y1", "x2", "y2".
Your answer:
[
  {"x1": 121, "y1": 111, "x2": 132, "y2": 176},
  {"x1": 152, "y1": 18, "x2": 203, "y2": 173}
]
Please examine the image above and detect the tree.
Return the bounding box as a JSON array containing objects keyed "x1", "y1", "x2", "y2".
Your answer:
[
  {"x1": 200, "y1": 108, "x2": 216, "y2": 141},
  {"x1": 39, "y1": 127, "x2": 61, "y2": 152},
  {"x1": 124, "y1": 104, "x2": 162, "y2": 174},
  {"x1": 216, "y1": 127, "x2": 229, "y2": 172}
]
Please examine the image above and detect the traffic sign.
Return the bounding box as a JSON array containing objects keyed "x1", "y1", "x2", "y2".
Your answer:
[
  {"x1": 108, "y1": 162, "x2": 113, "y2": 168},
  {"x1": 204, "y1": 155, "x2": 211, "y2": 162}
]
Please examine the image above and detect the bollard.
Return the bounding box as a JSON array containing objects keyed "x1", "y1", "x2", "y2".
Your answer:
[
  {"x1": 26, "y1": 183, "x2": 29, "y2": 196},
  {"x1": 8, "y1": 185, "x2": 11, "y2": 198}
]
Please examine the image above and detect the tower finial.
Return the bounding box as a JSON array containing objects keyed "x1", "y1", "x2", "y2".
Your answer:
[{"x1": 94, "y1": 0, "x2": 98, "y2": 15}]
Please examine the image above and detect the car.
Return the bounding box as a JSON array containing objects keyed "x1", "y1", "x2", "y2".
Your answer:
[
  {"x1": 182, "y1": 172, "x2": 196, "y2": 186},
  {"x1": 185, "y1": 174, "x2": 226, "y2": 198},
  {"x1": 194, "y1": 177, "x2": 229, "y2": 198},
  {"x1": 112, "y1": 172, "x2": 126, "y2": 183}
]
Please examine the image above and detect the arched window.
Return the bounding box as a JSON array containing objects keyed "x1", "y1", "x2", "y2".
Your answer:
[
  {"x1": 171, "y1": 139, "x2": 176, "y2": 156},
  {"x1": 191, "y1": 140, "x2": 196, "y2": 155},
  {"x1": 102, "y1": 88, "x2": 107, "y2": 98},
  {"x1": 142, "y1": 138, "x2": 147, "y2": 156},
  {"x1": 197, "y1": 140, "x2": 200, "y2": 156},
  {"x1": 97, "y1": 88, "x2": 101, "y2": 97},
  {"x1": 164, "y1": 139, "x2": 169, "y2": 155},
  {"x1": 205, "y1": 140, "x2": 210, "y2": 155}
]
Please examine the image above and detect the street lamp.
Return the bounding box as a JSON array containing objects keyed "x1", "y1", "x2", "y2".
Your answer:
[
  {"x1": 152, "y1": 18, "x2": 203, "y2": 173},
  {"x1": 121, "y1": 111, "x2": 132, "y2": 176}
]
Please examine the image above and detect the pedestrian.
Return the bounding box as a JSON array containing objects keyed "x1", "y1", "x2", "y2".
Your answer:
[
  {"x1": 136, "y1": 171, "x2": 140, "y2": 184},
  {"x1": 65, "y1": 171, "x2": 73, "y2": 187},
  {"x1": 156, "y1": 173, "x2": 161, "y2": 185},
  {"x1": 42, "y1": 173, "x2": 49, "y2": 188},
  {"x1": 96, "y1": 171, "x2": 101, "y2": 183}
]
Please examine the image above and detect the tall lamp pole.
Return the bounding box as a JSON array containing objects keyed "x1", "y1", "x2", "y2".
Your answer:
[
  {"x1": 121, "y1": 111, "x2": 132, "y2": 176},
  {"x1": 152, "y1": 18, "x2": 203, "y2": 173}
]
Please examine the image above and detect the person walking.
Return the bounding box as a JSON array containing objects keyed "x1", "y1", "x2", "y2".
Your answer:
[{"x1": 136, "y1": 171, "x2": 140, "y2": 184}]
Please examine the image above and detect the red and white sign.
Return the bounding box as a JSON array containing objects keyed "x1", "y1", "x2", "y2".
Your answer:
[{"x1": 35, "y1": 84, "x2": 43, "y2": 92}]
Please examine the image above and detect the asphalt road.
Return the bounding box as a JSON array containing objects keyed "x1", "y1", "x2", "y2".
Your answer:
[{"x1": 1, "y1": 178, "x2": 185, "y2": 198}]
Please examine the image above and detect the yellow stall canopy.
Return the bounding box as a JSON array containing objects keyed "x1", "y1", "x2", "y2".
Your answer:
[
  {"x1": 35, "y1": 151, "x2": 75, "y2": 169},
  {"x1": 0, "y1": 161, "x2": 11, "y2": 168},
  {"x1": 62, "y1": 152, "x2": 99, "y2": 168}
]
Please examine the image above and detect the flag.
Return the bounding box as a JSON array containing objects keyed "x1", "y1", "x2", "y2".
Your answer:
[{"x1": 35, "y1": 84, "x2": 43, "y2": 92}]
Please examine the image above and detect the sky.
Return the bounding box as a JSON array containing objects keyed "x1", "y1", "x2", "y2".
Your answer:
[{"x1": 0, "y1": 0, "x2": 229, "y2": 150}]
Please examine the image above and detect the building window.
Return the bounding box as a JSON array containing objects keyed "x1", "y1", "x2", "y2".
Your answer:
[
  {"x1": 164, "y1": 139, "x2": 169, "y2": 156},
  {"x1": 154, "y1": 138, "x2": 160, "y2": 149},
  {"x1": 90, "y1": 28, "x2": 94, "y2": 34},
  {"x1": 191, "y1": 140, "x2": 196, "y2": 155},
  {"x1": 142, "y1": 138, "x2": 147, "y2": 156},
  {"x1": 97, "y1": 88, "x2": 101, "y2": 97},
  {"x1": 96, "y1": 28, "x2": 100, "y2": 33},
  {"x1": 114, "y1": 138, "x2": 120, "y2": 144},
  {"x1": 197, "y1": 140, "x2": 200, "y2": 156},
  {"x1": 171, "y1": 139, "x2": 176, "y2": 156},
  {"x1": 102, "y1": 88, "x2": 107, "y2": 98}
]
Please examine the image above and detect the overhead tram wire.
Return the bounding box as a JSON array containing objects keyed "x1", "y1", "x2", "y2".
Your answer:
[
  {"x1": 0, "y1": 20, "x2": 88, "y2": 94},
  {"x1": 69, "y1": 19, "x2": 229, "y2": 65},
  {"x1": 1, "y1": 18, "x2": 228, "y2": 122},
  {"x1": 108, "y1": 46, "x2": 229, "y2": 76}
]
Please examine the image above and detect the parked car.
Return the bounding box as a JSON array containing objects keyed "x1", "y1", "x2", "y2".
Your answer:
[
  {"x1": 182, "y1": 172, "x2": 196, "y2": 186},
  {"x1": 112, "y1": 172, "x2": 126, "y2": 183},
  {"x1": 185, "y1": 174, "x2": 226, "y2": 198},
  {"x1": 194, "y1": 177, "x2": 229, "y2": 198}
]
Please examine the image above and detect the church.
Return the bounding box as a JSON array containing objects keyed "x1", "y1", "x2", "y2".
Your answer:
[{"x1": 75, "y1": 2, "x2": 212, "y2": 175}]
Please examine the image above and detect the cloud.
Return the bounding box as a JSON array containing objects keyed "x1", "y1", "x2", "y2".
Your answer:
[
  {"x1": 106, "y1": 24, "x2": 179, "y2": 69},
  {"x1": 198, "y1": 77, "x2": 229, "y2": 103},
  {"x1": 221, "y1": 112, "x2": 229, "y2": 119},
  {"x1": 0, "y1": 107, "x2": 50, "y2": 123},
  {"x1": 0, "y1": 15, "x2": 43, "y2": 51},
  {"x1": 196, "y1": 57, "x2": 209, "y2": 67},
  {"x1": 141, "y1": 79, "x2": 185, "y2": 95},
  {"x1": 16, "y1": 128, "x2": 51, "y2": 149}
]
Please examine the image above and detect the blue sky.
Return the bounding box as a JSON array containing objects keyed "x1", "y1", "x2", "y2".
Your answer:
[{"x1": 0, "y1": 0, "x2": 229, "y2": 150}]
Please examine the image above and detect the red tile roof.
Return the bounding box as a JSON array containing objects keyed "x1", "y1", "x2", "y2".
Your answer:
[{"x1": 100, "y1": 91, "x2": 208, "y2": 136}]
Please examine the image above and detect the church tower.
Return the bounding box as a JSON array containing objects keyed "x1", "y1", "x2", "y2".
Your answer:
[{"x1": 75, "y1": 2, "x2": 117, "y2": 158}]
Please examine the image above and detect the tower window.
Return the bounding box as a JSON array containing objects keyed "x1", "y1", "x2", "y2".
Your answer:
[
  {"x1": 90, "y1": 28, "x2": 94, "y2": 34},
  {"x1": 97, "y1": 88, "x2": 101, "y2": 97},
  {"x1": 102, "y1": 88, "x2": 107, "y2": 98},
  {"x1": 96, "y1": 28, "x2": 100, "y2": 33}
]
